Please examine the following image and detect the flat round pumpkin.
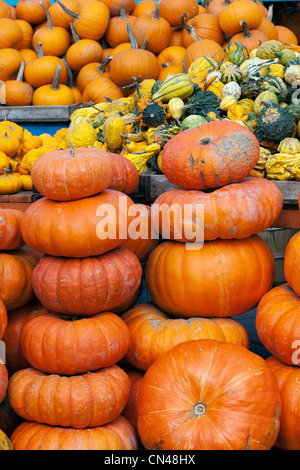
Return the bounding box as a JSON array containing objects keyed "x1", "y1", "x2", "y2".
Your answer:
[
  {"x1": 161, "y1": 121, "x2": 260, "y2": 189},
  {"x1": 30, "y1": 146, "x2": 115, "y2": 201},
  {"x1": 11, "y1": 416, "x2": 137, "y2": 450},
  {"x1": 151, "y1": 177, "x2": 283, "y2": 241},
  {"x1": 21, "y1": 190, "x2": 135, "y2": 258},
  {"x1": 137, "y1": 339, "x2": 281, "y2": 450},
  {"x1": 8, "y1": 365, "x2": 130, "y2": 428},
  {"x1": 146, "y1": 236, "x2": 274, "y2": 318},
  {"x1": 20, "y1": 310, "x2": 130, "y2": 375},
  {"x1": 31, "y1": 246, "x2": 142, "y2": 315},
  {"x1": 0, "y1": 208, "x2": 24, "y2": 250},
  {"x1": 256, "y1": 284, "x2": 300, "y2": 366},
  {"x1": 122, "y1": 303, "x2": 249, "y2": 370}
]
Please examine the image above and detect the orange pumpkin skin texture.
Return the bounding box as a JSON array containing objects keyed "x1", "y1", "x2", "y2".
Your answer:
[
  {"x1": 8, "y1": 364, "x2": 130, "y2": 428},
  {"x1": 20, "y1": 310, "x2": 130, "y2": 375},
  {"x1": 31, "y1": 246, "x2": 142, "y2": 315},
  {"x1": 266, "y1": 356, "x2": 300, "y2": 450},
  {"x1": 159, "y1": 0, "x2": 199, "y2": 27},
  {"x1": 21, "y1": 189, "x2": 135, "y2": 258},
  {"x1": 0, "y1": 208, "x2": 24, "y2": 251},
  {"x1": 123, "y1": 205, "x2": 159, "y2": 262},
  {"x1": 121, "y1": 365, "x2": 144, "y2": 436},
  {"x1": 108, "y1": 153, "x2": 139, "y2": 195},
  {"x1": 11, "y1": 416, "x2": 137, "y2": 450},
  {"x1": 145, "y1": 236, "x2": 274, "y2": 318},
  {"x1": 0, "y1": 362, "x2": 8, "y2": 405},
  {"x1": 256, "y1": 284, "x2": 300, "y2": 366},
  {"x1": 122, "y1": 303, "x2": 249, "y2": 370},
  {"x1": 161, "y1": 121, "x2": 260, "y2": 190},
  {"x1": 0, "y1": 248, "x2": 40, "y2": 311},
  {"x1": 2, "y1": 299, "x2": 43, "y2": 376},
  {"x1": 152, "y1": 178, "x2": 283, "y2": 242},
  {"x1": 284, "y1": 231, "x2": 300, "y2": 296},
  {"x1": 184, "y1": 39, "x2": 225, "y2": 68},
  {"x1": 30, "y1": 147, "x2": 115, "y2": 201},
  {"x1": 137, "y1": 339, "x2": 281, "y2": 450},
  {"x1": 218, "y1": 0, "x2": 263, "y2": 36},
  {"x1": 0, "y1": 299, "x2": 7, "y2": 340}
]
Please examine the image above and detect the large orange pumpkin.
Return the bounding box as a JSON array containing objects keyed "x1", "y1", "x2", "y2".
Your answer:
[
  {"x1": 283, "y1": 230, "x2": 300, "y2": 296},
  {"x1": 151, "y1": 178, "x2": 283, "y2": 241},
  {"x1": 0, "y1": 248, "x2": 41, "y2": 311},
  {"x1": 0, "y1": 209, "x2": 24, "y2": 251},
  {"x1": 108, "y1": 152, "x2": 139, "y2": 195},
  {"x1": 31, "y1": 246, "x2": 142, "y2": 315},
  {"x1": 218, "y1": 0, "x2": 263, "y2": 36},
  {"x1": 146, "y1": 236, "x2": 274, "y2": 318},
  {"x1": 122, "y1": 303, "x2": 249, "y2": 370},
  {"x1": 11, "y1": 416, "x2": 137, "y2": 450},
  {"x1": 137, "y1": 339, "x2": 281, "y2": 450},
  {"x1": 8, "y1": 365, "x2": 130, "y2": 428},
  {"x1": 159, "y1": 0, "x2": 199, "y2": 27},
  {"x1": 256, "y1": 284, "x2": 300, "y2": 366},
  {"x1": 266, "y1": 355, "x2": 300, "y2": 450},
  {"x1": 30, "y1": 146, "x2": 115, "y2": 201},
  {"x1": 21, "y1": 190, "x2": 135, "y2": 258},
  {"x1": 2, "y1": 298, "x2": 43, "y2": 376},
  {"x1": 184, "y1": 38, "x2": 225, "y2": 69},
  {"x1": 20, "y1": 310, "x2": 130, "y2": 375},
  {"x1": 161, "y1": 121, "x2": 260, "y2": 190}
]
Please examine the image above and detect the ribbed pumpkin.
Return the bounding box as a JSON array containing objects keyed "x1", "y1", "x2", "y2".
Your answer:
[
  {"x1": 122, "y1": 303, "x2": 249, "y2": 370},
  {"x1": 20, "y1": 310, "x2": 130, "y2": 375},
  {"x1": 2, "y1": 298, "x2": 43, "y2": 376},
  {"x1": 256, "y1": 284, "x2": 300, "y2": 366},
  {"x1": 161, "y1": 121, "x2": 260, "y2": 190},
  {"x1": 32, "y1": 64, "x2": 75, "y2": 106},
  {"x1": 146, "y1": 236, "x2": 274, "y2": 318},
  {"x1": 0, "y1": 248, "x2": 40, "y2": 311},
  {"x1": 108, "y1": 152, "x2": 139, "y2": 194},
  {"x1": 15, "y1": 0, "x2": 51, "y2": 25},
  {"x1": 218, "y1": 0, "x2": 263, "y2": 36},
  {"x1": 0, "y1": 299, "x2": 7, "y2": 341},
  {"x1": 159, "y1": 0, "x2": 199, "y2": 27},
  {"x1": 66, "y1": 23, "x2": 103, "y2": 72},
  {"x1": 151, "y1": 178, "x2": 283, "y2": 242},
  {"x1": 121, "y1": 365, "x2": 144, "y2": 436},
  {"x1": 24, "y1": 43, "x2": 68, "y2": 88},
  {"x1": 11, "y1": 416, "x2": 137, "y2": 450},
  {"x1": 184, "y1": 39, "x2": 225, "y2": 69},
  {"x1": 0, "y1": 209, "x2": 24, "y2": 251},
  {"x1": 8, "y1": 365, "x2": 130, "y2": 428},
  {"x1": 284, "y1": 231, "x2": 300, "y2": 297},
  {"x1": 31, "y1": 246, "x2": 142, "y2": 315},
  {"x1": 21, "y1": 189, "x2": 135, "y2": 258},
  {"x1": 266, "y1": 356, "x2": 300, "y2": 450},
  {"x1": 137, "y1": 339, "x2": 281, "y2": 450},
  {"x1": 182, "y1": 12, "x2": 224, "y2": 47},
  {"x1": 30, "y1": 146, "x2": 115, "y2": 201},
  {"x1": 0, "y1": 362, "x2": 8, "y2": 405},
  {"x1": 123, "y1": 205, "x2": 159, "y2": 263}
]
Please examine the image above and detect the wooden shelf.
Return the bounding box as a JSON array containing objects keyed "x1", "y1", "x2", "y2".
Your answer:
[{"x1": 0, "y1": 103, "x2": 81, "y2": 122}]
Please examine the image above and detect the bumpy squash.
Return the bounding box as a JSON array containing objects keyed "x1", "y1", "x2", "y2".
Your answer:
[{"x1": 103, "y1": 116, "x2": 126, "y2": 151}]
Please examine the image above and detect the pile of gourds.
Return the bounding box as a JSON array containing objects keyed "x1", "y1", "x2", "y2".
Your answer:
[
  {"x1": 0, "y1": 0, "x2": 298, "y2": 107},
  {"x1": 0, "y1": 120, "x2": 71, "y2": 193}
]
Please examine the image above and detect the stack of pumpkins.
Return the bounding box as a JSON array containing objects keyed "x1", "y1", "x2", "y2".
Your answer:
[
  {"x1": 119, "y1": 120, "x2": 287, "y2": 450},
  {"x1": 2, "y1": 147, "x2": 149, "y2": 450},
  {"x1": 256, "y1": 206, "x2": 300, "y2": 450},
  {"x1": 0, "y1": 207, "x2": 42, "y2": 450}
]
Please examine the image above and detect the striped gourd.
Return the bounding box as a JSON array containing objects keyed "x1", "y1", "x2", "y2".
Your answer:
[{"x1": 152, "y1": 74, "x2": 194, "y2": 101}]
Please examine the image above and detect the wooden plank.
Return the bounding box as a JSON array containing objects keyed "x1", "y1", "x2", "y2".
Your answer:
[
  {"x1": 0, "y1": 103, "x2": 81, "y2": 122},
  {"x1": 0, "y1": 202, "x2": 31, "y2": 212},
  {"x1": 271, "y1": 181, "x2": 300, "y2": 205},
  {"x1": 272, "y1": 205, "x2": 300, "y2": 229},
  {"x1": 0, "y1": 191, "x2": 34, "y2": 203}
]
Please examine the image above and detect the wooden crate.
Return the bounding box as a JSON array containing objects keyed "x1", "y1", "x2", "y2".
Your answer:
[{"x1": 0, "y1": 103, "x2": 81, "y2": 122}]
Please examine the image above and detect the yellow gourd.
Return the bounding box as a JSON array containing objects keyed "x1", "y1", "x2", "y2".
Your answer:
[
  {"x1": 103, "y1": 116, "x2": 126, "y2": 151},
  {"x1": 0, "y1": 168, "x2": 22, "y2": 193},
  {"x1": 65, "y1": 123, "x2": 98, "y2": 148}
]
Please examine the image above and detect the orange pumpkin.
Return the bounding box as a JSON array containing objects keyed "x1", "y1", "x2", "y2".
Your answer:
[
  {"x1": 229, "y1": 21, "x2": 267, "y2": 52},
  {"x1": 182, "y1": 12, "x2": 224, "y2": 47},
  {"x1": 184, "y1": 38, "x2": 225, "y2": 68},
  {"x1": 105, "y1": 8, "x2": 136, "y2": 48},
  {"x1": 159, "y1": 0, "x2": 199, "y2": 27},
  {"x1": 0, "y1": 208, "x2": 24, "y2": 251},
  {"x1": 146, "y1": 235, "x2": 274, "y2": 318},
  {"x1": 137, "y1": 339, "x2": 281, "y2": 450},
  {"x1": 15, "y1": 0, "x2": 51, "y2": 25},
  {"x1": 0, "y1": 299, "x2": 7, "y2": 340},
  {"x1": 275, "y1": 25, "x2": 298, "y2": 45},
  {"x1": 218, "y1": 0, "x2": 263, "y2": 36},
  {"x1": 161, "y1": 121, "x2": 260, "y2": 190}
]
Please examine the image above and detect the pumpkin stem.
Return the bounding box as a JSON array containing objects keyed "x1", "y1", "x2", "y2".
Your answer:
[
  {"x1": 126, "y1": 22, "x2": 139, "y2": 49},
  {"x1": 63, "y1": 58, "x2": 74, "y2": 88},
  {"x1": 70, "y1": 22, "x2": 80, "y2": 42},
  {"x1": 141, "y1": 40, "x2": 149, "y2": 50},
  {"x1": 54, "y1": 0, "x2": 78, "y2": 19},
  {"x1": 122, "y1": 76, "x2": 142, "y2": 97},
  {"x1": 37, "y1": 42, "x2": 44, "y2": 58},
  {"x1": 69, "y1": 141, "x2": 75, "y2": 156},
  {"x1": 267, "y1": 4, "x2": 273, "y2": 21},
  {"x1": 152, "y1": 0, "x2": 160, "y2": 20},
  {"x1": 16, "y1": 62, "x2": 25, "y2": 82},
  {"x1": 39, "y1": 1, "x2": 54, "y2": 29},
  {"x1": 51, "y1": 65, "x2": 61, "y2": 90},
  {"x1": 119, "y1": 8, "x2": 127, "y2": 20},
  {"x1": 194, "y1": 402, "x2": 206, "y2": 416},
  {"x1": 182, "y1": 59, "x2": 186, "y2": 74},
  {"x1": 97, "y1": 56, "x2": 112, "y2": 73},
  {"x1": 199, "y1": 137, "x2": 211, "y2": 145},
  {"x1": 240, "y1": 20, "x2": 251, "y2": 38},
  {"x1": 181, "y1": 13, "x2": 201, "y2": 42}
]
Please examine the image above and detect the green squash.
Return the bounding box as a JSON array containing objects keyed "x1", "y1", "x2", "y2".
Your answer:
[
  {"x1": 258, "y1": 101, "x2": 296, "y2": 143},
  {"x1": 181, "y1": 114, "x2": 208, "y2": 130},
  {"x1": 221, "y1": 63, "x2": 242, "y2": 83},
  {"x1": 141, "y1": 102, "x2": 167, "y2": 128}
]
